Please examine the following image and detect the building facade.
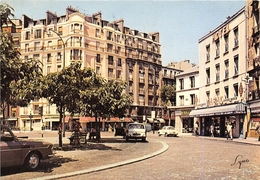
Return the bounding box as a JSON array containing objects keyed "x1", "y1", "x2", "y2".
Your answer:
[
  {"x1": 168, "y1": 65, "x2": 199, "y2": 134},
  {"x1": 246, "y1": 0, "x2": 260, "y2": 138},
  {"x1": 17, "y1": 7, "x2": 162, "y2": 130},
  {"x1": 191, "y1": 7, "x2": 248, "y2": 138}
]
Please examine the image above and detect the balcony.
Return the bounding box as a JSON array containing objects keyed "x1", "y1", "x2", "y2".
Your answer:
[{"x1": 252, "y1": 25, "x2": 260, "y2": 37}]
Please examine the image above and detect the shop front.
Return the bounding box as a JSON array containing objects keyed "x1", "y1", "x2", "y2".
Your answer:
[
  {"x1": 190, "y1": 103, "x2": 246, "y2": 138},
  {"x1": 248, "y1": 100, "x2": 260, "y2": 138},
  {"x1": 175, "y1": 109, "x2": 194, "y2": 134}
]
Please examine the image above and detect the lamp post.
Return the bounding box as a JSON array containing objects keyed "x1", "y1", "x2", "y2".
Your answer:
[
  {"x1": 48, "y1": 29, "x2": 71, "y2": 138},
  {"x1": 29, "y1": 112, "x2": 33, "y2": 131}
]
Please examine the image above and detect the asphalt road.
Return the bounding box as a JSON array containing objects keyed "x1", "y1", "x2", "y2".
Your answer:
[
  {"x1": 1, "y1": 131, "x2": 259, "y2": 180},
  {"x1": 63, "y1": 135, "x2": 260, "y2": 180}
]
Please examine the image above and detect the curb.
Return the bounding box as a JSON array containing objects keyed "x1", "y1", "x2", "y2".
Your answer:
[
  {"x1": 28, "y1": 140, "x2": 168, "y2": 180},
  {"x1": 179, "y1": 134, "x2": 260, "y2": 146}
]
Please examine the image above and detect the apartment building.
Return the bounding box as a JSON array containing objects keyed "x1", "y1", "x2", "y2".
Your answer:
[
  {"x1": 246, "y1": 0, "x2": 260, "y2": 138},
  {"x1": 160, "y1": 65, "x2": 182, "y2": 126},
  {"x1": 167, "y1": 65, "x2": 199, "y2": 134},
  {"x1": 191, "y1": 7, "x2": 248, "y2": 138},
  {"x1": 17, "y1": 6, "x2": 161, "y2": 130}
]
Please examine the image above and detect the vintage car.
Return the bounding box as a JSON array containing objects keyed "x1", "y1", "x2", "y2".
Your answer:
[
  {"x1": 158, "y1": 126, "x2": 178, "y2": 137},
  {"x1": 125, "y1": 123, "x2": 147, "y2": 142},
  {"x1": 0, "y1": 125, "x2": 53, "y2": 170}
]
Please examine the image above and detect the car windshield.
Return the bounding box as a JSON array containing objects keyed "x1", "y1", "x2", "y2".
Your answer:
[{"x1": 128, "y1": 124, "x2": 144, "y2": 129}]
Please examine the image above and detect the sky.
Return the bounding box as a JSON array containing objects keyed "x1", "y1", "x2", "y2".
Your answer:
[{"x1": 6, "y1": 0, "x2": 246, "y2": 66}]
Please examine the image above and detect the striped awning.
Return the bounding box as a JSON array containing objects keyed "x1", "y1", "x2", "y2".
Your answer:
[{"x1": 190, "y1": 103, "x2": 246, "y2": 117}]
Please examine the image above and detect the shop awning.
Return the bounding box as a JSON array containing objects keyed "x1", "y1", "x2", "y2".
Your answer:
[
  {"x1": 79, "y1": 117, "x2": 133, "y2": 123},
  {"x1": 190, "y1": 103, "x2": 246, "y2": 117},
  {"x1": 147, "y1": 118, "x2": 165, "y2": 123},
  {"x1": 249, "y1": 101, "x2": 260, "y2": 113},
  {"x1": 156, "y1": 118, "x2": 165, "y2": 123},
  {"x1": 252, "y1": 117, "x2": 260, "y2": 122}
]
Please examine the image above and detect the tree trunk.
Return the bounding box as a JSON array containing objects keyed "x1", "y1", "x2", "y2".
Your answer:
[
  {"x1": 95, "y1": 115, "x2": 100, "y2": 141},
  {"x1": 58, "y1": 105, "x2": 63, "y2": 147}
]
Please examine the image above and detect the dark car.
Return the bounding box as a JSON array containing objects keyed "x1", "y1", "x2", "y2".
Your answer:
[{"x1": 0, "y1": 125, "x2": 53, "y2": 170}]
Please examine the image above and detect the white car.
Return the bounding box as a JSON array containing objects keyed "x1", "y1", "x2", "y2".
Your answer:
[
  {"x1": 125, "y1": 123, "x2": 147, "y2": 142},
  {"x1": 158, "y1": 126, "x2": 178, "y2": 137}
]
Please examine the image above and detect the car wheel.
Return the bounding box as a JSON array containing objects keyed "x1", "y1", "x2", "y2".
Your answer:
[
  {"x1": 142, "y1": 137, "x2": 146, "y2": 142},
  {"x1": 24, "y1": 152, "x2": 41, "y2": 170},
  {"x1": 126, "y1": 137, "x2": 129, "y2": 141},
  {"x1": 164, "y1": 133, "x2": 167, "y2": 137}
]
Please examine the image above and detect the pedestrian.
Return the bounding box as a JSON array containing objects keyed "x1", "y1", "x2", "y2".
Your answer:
[
  {"x1": 226, "y1": 122, "x2": 233, "y2": 140},
  {"x1": 210, "y1": 123, "x2": 214, "y2": 137},
  {"x1": 195, "y1": 121, "x2": 199, "y2": 136},
  {"x1": 256, "y1": 123, "x2": 260, "y2": 141}
]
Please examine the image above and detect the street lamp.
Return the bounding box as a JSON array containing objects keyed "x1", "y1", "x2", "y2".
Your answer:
[
  {"x1": 29, "y1": 112, "x2": 33, "y2": 131},
  {"x1": 48, "y1": 29, "x2": 71, "y2": 138}
]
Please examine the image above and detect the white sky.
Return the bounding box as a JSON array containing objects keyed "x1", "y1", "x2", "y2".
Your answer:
[{"x1": 7, "y1": 0, "x2": 246, "y2": 65}]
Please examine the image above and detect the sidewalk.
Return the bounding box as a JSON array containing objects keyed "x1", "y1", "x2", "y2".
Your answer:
[{"x1": 178, "y1": 133, "x2": 260, "y2": 146}]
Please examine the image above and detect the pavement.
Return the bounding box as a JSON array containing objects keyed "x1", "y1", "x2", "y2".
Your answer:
[{"x1": 9, "y1": 130, "x2": 259, "y2": 180}]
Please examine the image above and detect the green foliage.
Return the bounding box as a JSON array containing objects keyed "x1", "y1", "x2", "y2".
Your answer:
[
  {"x1": 160, "y1": 85, "x2": 176, "y2": 106},
  {"x1": 1, "y1": 3, "x2": 43, "y2": 110},
  {"x1": 0, "y1": 3, "x2": 14, "y2": 31}
]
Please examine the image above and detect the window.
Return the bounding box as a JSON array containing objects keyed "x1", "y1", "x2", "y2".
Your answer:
[
  {"x1": 57, "y1": 65, "x2": 61, "y2": 72},
  {"x1": 107, "y1": 31, "x2": 112, "y2": 40},
  {"x1": 233, "y1": 83, "x2": 238, "y2": 97},
  {"x1": 57, "y1": 52, "x2": 61, "y2": 61},
  {"x1": 180, "y1": 96, "x2": 184, "y2": 106},
  {"x1": 224, "y1": 34, "x2": 229, "y2": 53},
  {"x1": 107, "y1": 43, "x2": 113, "y2": 52},
  {"x1": 93, "y1": 18, "x2": 98, "y2": 25},
  {"x1": 25, "y1": 44, "x2": 29, "y2": 52},
  {"x1": 25, "y1": 31, "x2": 30, "y2": 40},
  {"x1": 58, "y1": 27, "x2": 63, "y2": 35},
  {"x1": 116, "y1": 46, "x2": 121, "y2": 54},
  {"x1": 234, "y1": 55, "x2": 239, "y2": 75},
  {"x1": 224, "y1": 60, "x2": 229, "y2": 79},
  {"x1": 108, "y1": 56, "x2": 113, "y2": 65},
  {"x1": 215, "y1": 64, "x2": 220, "y2": 82},
  {"x1": 179, "y1": 79, "x2": 184, "y2": 90},
  {"x1": 190, "y1": 94, "x2": 195, "y2": 105},
  {"x1": 224, "y1": 86, "x2": 229, "y2": 98},
  {"x1": 35, "y1": 29, "x2": 41, "y2": 39},
  {"x1": 117, "y1": 70, "x2": 122, "y2": 79},
  {"x1": 108, "y1": 68, "x2": 114, "y2": 78},
  {"x1": 206, "y1": 45, "x2": 210, "y2": 61},
  {"x1": 234, "y1": 27, "x2": 239, "y2": 47},
  {"x1": 34, "y1": 42, "x2": 40, "y2": 51},
  {"x1": 96, "y1": 54, "x2": 100, "y2": 63},
  {"x1": 118, "y1": 58, "x2": 122, "y2": 66},
  {"x1": 206, "y1": 91, "x2": 210, "y2": 106},
  {"x1": 206, "y1": 68, "x2": 210, "y2": 84},
  {"x1": 70, "y1": 49, "x2": 82, "y2": 60},
  {"x1": 190, "y1": 76, "x2": 195, "y2": 88},
  {"x1": 95, "y1": 29, "x2": 100, "y2": 37},
  {"x1": 215, "y1": 40, "x2": 220, "y2": 57},
  {"x1": 47, "y1": 54, "x2": 51, "y2": 63}
]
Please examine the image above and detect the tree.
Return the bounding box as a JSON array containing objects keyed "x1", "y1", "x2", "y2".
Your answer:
[
  {"x1": 80, "y1": 79, "x2": 133, "y2": 141},
  {"x1": 1, "y1": 3, "x2": 43, "y2": 122},
  {"x1": 160, "y1": 85, "x2": 176, "y2": 106},
  {"x1": 41, "y1": 63, "x2": 95, "y2": 147}
]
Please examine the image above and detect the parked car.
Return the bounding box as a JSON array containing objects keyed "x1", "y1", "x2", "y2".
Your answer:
[
  {"x1": 158, "y1": 126, "x2": 178, "y2": 137},
  {"x1": 125, "y1": 123, "x2": 147, "y2": 142},
  {"x1": 0, "y1": 125, "x2": 53, "y2": 170}
]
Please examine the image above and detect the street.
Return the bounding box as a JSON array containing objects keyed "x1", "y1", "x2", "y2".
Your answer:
[
  {"x1": 1, "y1": 131, "x2": 259, "y2": 180},
  {"x1": 66, "y1": 135, "x2": 260, "y2": 180}
]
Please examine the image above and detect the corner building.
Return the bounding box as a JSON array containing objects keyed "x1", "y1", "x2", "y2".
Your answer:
[
  {"x1": 191, "y1": 7, "x2": 248, "y2": 138},
  {"x1": 18, "y1": 7, "x2": 162, "y2": 130}
]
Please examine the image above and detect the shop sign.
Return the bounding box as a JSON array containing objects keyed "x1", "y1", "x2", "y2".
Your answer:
[{"x1": 181, "y1": 110, "x2": 191, "y2": 116}]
